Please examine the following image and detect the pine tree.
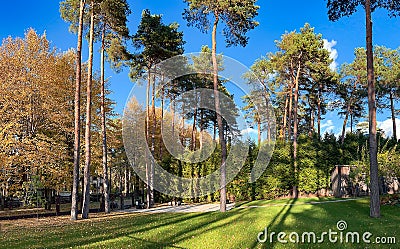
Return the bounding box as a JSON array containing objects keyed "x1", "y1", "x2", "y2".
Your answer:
[
  {"x1": 97, "y1": 0, "x2": 131, "y2": 214},
  {"x1": 60, "y1": 0, "x2": 86, "y2": 221},
  {"x1": 183, "y1": 0, "x2": 259, "y2": 212},
  {"x1": 326, "y1": 0, "x2": 399, "y2": 218},
  {"x1": 130, "y1": 9, "x2": 184, "y2": 208}
]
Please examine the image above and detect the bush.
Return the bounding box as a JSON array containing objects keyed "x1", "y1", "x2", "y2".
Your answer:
[
  {"x1": 298, "y1": 167, "x2": 318, "y2": 193},
  {"x1": 381, "y1": 194, "x2": 400, "y2": 206}
]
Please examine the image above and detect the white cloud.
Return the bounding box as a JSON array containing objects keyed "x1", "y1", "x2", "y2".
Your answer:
[
  {"x1": 241, "y1": 127, "x2": 258, "y2": 136},
  {"x1": 321, "y1": 119, "x2": 335, "y2": 134},
  {"x1": 323, "y1": 39, "x2": 338, "y2": 71},
  {"x1": 321, "y1": 119, "x2": 333, "y2": 129},
  {"x1": 335, "y1": 127, "x2": 351, "y2": 139},
  {"x1": 377, "y1": 119, "x2": 400, "y2": 138},
  {"x1": 320, "y1": 119, "x2": 400, "y2": 139}
]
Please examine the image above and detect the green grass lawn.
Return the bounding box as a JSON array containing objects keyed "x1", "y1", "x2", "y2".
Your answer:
[{"x1": 1, "y1": 198, "x2": 398, "y2": 249}]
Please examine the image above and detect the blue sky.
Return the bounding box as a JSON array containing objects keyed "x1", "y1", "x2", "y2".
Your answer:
[{"x1": 1, "y1": 1, "x2": 399, "y2": 137}]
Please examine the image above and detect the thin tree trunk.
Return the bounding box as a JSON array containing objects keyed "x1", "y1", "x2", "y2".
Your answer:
[
  {"x1": 266, "y1": 101, "x2": 271, "y2": 142},
  {"x1": 292, "y1": 62, "x2": 301, "y2": 199},
  {"x1": 198, "y1": 108, "x2": 205, "y2": 200},
  {"x1": 366, "y1": 0, "x2": 380, "y2": 218},
  {"x1": 80, "y1": 173, "x2": 84, "y2": 211},
  {"x1": 109, "y1": 164, "x2": 112, "y2": 199},
  {"x1": 82, "y1": 1, "x2": 95, "y2": 219},
  {"x1": 341, "y1": 106, "x2": 350, "y2": 145},
  {"x1": 160, "y1": 84, "x2": 164, "y2": 158},
  {"x1": 171, "y1": 99, "x2": 175, "y2": 141},
  {"x1": 124, "y1": 164, "x2": 129, "y2": 195},
  {"x1": 191, "y1": 105, "x2": 198, "y2": 201},
  {"x1": 260, "y1": 82, "x2": 271, "y2": 142},
  {"x1": 100, "y1": 24, "x2": 110, "y2": 214},
  {"x1": 309, "y1": 108, "x2": 314, "y2": 137},
  {"x1": 192, "y1": 105, "x2": 199, "y2": 201},
  {"x1": 150, "y1": 74, "x2": 156, "y2": 207},
  {"x1": 129, "y1": 170, "x2": 133, "y2": 205},
  {"x1": 119, "y1": 169, "x2": 124, "y2": 210},
  {"x1": 287, "y1": 85, "x2": 293, "y2": 142},
  {"x1": 390, "y1": 90, "x2": 397, "y2": 141},
  {"x1": 191, "y1": 108, "x2": 197, "y2": 150},
  {"x1": 342, "y1": 79, "x2": 358, "y2": 144},
  {"x1": 213, "y1": 118, "x2": 216, "y2": 141},
  {"x1": 199, "y1": 109, "x2": 204, "y2": 150},
  {"x1": 0, "y1": 191, "x2": 4, "y2": 211},
  {"x1": 181, "y1": 116, "x2": 185, "y2": 145},
  {"x1": 71, "y1": 0, "x2": 85, "y2": 221},
  {"x1": 281, "y1": 92, "x2": 289, "y2": 140},
  {"x1": 145, "y1": 70, "x2": 151, "y2": 209},
  {"x1": 350, "y1": 112, "x2": 353, "y2": 133},
  {"x1": 257, "y1": 118, "x2": 261, "y2": 146},
  {"x1": 317, "y1": 84, "x2": 322, "y2": 139},
  {"x1": 212, "y1": 12, "x2": 227, "y2": 212}
]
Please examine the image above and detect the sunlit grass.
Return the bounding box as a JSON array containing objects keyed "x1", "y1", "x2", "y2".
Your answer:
[{"x1": 1, "y1": 198, "x2": 398, "y2": 248}]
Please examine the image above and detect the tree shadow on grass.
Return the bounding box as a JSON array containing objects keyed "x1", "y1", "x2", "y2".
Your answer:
[
  {"x1": 254, "y1": 198, "x2": 399, "y2": 249},
  {"x1": 10, "y1": 209, "x2": 248, "y2": 249},
  {"x1": 3, "y1": 199, "x2": 399, "y2": 249},
  {"x1": 123, "y1": 210, "x2": 248, "y2": 248},
  {"x1": 3, "y1": 212, "x2": 209, "y2": 249},
  {"x1": 249, "y1": 198, "x2": 297, "y2": 249}
]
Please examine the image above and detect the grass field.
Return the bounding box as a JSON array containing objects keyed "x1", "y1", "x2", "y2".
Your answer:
[{"x1": 0, "y1": 198, "x2": 398, "y2": 248}]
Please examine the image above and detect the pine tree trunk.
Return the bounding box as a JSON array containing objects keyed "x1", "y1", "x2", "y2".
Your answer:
[
  {"x1": 124, "y1": 164, "x2": 129, "y2": 196},
  {"x1": 257, "y1": 119, "x2": 261, "y2": 146},
  {"x1": 71, "y1": 0, "x2": 85, "y2": 221},
  {"x1": 82, "y1": 0, "x2": 95, "y2": 219},
  {"x1": 292, "y1": 61, "x2": 301, "y2": 199},
  {"x1": 145, "y1": 71, "x2": 151, "y2": 209},
  {"x1": 160, "y1": 83, "x2": 164, "y2": 158},
  {"x1": 213, "y1": 118, "x2": 216, "y2": 141},
  {"x1": 366, "y1": 0, "x2": 380, "y2": 218},
  {"x1": 100, "y1": 24, "x2": 110, "y2": 214},
  {"x1": 150, "y1": 75, "x2": 156, "y2": 207},
  {"x1": 341, "y1": 107, "x2": 350, "y2": 145},
  {"x1": 390, "y1": 90, "x2": 397, "y2": 141},
  {"x1": 287, "y1": 85, "x2": 293, "y2": 142},
  {"x1": 260, "y1": 86, "x2": 271, "y2": 142},
  {"x1": 191, "y1": 105, "x2": 198, "y2": 201},
  {"x1": 350, "y1": 112, "x2": 353, "y2": 133},
  {"x1": 317, "y1": 84, "x2": 322, "y2": 139},
  {"x1": 191, "y1": 108, "x2": 197, "y2": 151},
  {"x1": 200, "y1": 109, "x2": 204, "y2": 150},
  {"x1": 80, "y1": 174, "x2": 84, "y2": 211},
  {"x1": 281, "y1": 92, "x2": 289, "y2": 140},
  {"x1": 109, "y1": 165, "x2": 112, "y2": 200},
  {"x1": 170, "y1": 97, "x2": 174, "y2": 131},
  {"x1": 342, "y1": 79, "x2": 358, "y2": 144},
  {"x1": 0, "y1": 193, "x2": 4, "y2": 211},
  {"x1": 119, "y1": 169, "x2": 124, "y2": 210},
  {"x1": 181, "y1": 116, "x2": 185, "y2": 144},
  {"x1": 212, "y1": 12, "x2": 227, "y2": 212},
  {"x1": 309, "y1": 108, "x2": 314, "y2": 137}
]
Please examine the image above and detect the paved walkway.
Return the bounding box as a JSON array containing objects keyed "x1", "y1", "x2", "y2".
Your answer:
[
  {"x1": 121, "y1": 203, "x2": 235, "y2": 213},
  {"x1": 120, "y1": 198, "x2": 364, "y2": 214}
]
